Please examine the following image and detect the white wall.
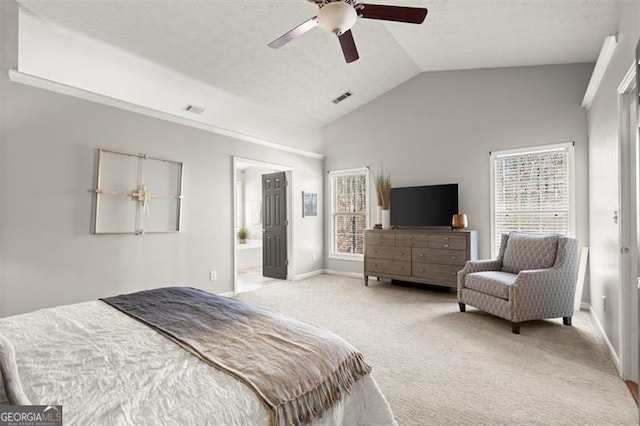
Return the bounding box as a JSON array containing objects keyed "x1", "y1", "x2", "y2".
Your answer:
[
  {"x1": 585, "y1": 0, "x2": 640, "y2": 365},
  {"x1": 0, "y1": 2, "x2": 324, "y2": 318},
  {"x1": 322, "y1": 64, "x2": 592, "y2": 282}
]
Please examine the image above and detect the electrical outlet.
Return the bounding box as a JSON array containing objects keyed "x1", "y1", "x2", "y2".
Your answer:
[
  {"x1": 209, "y1": 271, "x2": 217, "y2": 281},
  {"x1": 602, "y1": 295, "x2": 606, "y2": 311}
]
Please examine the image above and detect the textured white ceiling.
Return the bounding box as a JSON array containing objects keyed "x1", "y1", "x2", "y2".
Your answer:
[
  {"x1": 387, "y1": 0, "x2": 619, "y2": 71},
  {"x1": 16, "y1": 0, "x2": 618, "y2": 153}
]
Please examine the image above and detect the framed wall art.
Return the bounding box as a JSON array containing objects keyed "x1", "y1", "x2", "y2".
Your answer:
[
  {"x1": 93, "y1": 148, "x2": 183, "y2": 235},
  {"x1": 302, "y1": 191, "x2": 318, "y2": 217}
]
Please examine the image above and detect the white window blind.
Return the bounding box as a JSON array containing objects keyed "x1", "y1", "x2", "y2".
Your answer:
[
  {"x1": 329, "y1": 168, "x2": 369, "y2": 258},
  {"x1": 491, "y1": 143, "x2": 575, "y2": 256}
]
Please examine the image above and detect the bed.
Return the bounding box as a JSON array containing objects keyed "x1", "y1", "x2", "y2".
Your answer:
[{"x1": 0, "y1": 287, "x2": 396, "y2": 425}]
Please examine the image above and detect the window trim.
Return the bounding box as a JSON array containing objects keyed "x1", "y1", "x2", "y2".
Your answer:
[
  {"x1": 328, "y1": 167, "x2": 370, "y2": 261},
  {"x1": 489, "y1": 142, "x2": 576, "y2": 258}
]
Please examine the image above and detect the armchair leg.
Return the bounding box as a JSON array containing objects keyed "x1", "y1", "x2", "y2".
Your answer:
[
  {"x1": 563, "y1": 316, "x2": 572, "y2": 326},
  {"x1": 458, "y1": 303, "x2": 466, "y2": 312},
  {"x1": 511, "y1": 322, "x2": 520, "y2": 334}
]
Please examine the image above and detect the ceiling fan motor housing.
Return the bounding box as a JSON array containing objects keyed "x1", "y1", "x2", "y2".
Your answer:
[{"x1": 317, "y1": 1, "x2": 358, "y2": 35}]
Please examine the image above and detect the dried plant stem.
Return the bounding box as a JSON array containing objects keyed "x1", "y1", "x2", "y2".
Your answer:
[{"x1": 375, "y1": 166, "x2": 391, "y2": 210}]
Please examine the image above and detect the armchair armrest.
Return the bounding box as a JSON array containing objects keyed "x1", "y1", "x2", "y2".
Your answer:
[
  {"x1": 457, "y1": 259, "x2": 503, "y2": 296},
  {"x1": 510, "y1": 238, "x2": 579, "y2": 322},
  {"x1": 460, "y1": 259, "x2": 503, "y2": 274}
]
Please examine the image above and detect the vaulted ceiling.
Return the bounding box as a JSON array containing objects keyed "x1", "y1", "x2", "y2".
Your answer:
[{"x1": 16, "y1": 0, "x2": 619, "y2": 154}]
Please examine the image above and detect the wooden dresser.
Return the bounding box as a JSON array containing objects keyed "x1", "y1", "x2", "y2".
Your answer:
[{"x1": 364, "y1": 229, "x2": 478, "y2": 289}]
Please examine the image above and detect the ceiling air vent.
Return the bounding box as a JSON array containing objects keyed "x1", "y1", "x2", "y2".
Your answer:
[
  {"x1": 332, "y1": 91, "x2": 353, "y2": 104},
  {"x1": 184, "y1": 104, "x2": 206, "y2": 115}
]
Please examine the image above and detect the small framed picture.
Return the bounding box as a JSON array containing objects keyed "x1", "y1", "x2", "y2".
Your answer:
[{"x1": 302, "y1": 191, "x2": 318, "y2": 217}]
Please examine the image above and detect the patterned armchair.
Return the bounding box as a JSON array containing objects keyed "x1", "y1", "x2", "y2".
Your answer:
[{"x1": 457, "y1": 232, "x2": 579, "y2": 334}]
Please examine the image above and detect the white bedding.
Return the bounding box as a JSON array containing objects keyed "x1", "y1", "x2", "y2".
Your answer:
[{"x1": 0, "y1": 300, "x2": 396, "y2": 425}]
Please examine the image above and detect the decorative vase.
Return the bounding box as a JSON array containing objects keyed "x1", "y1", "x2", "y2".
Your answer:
[
  {"x1": 381, "y1": 209, "x2": 390, "y2": 230},
  {"x1": 451, "y1": 214, "x2": 468, "y2": 231},
  {"x1": 376, "y1": 205, "x2": 382, "y2": 226}
]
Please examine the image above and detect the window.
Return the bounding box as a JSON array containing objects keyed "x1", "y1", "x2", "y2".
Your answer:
[
  {"x1": 490, "y1": 143, "x2": 575, "y2": 256},
  {"x1": 329, "y1": 168, "x2": 369, "y2": 259}
]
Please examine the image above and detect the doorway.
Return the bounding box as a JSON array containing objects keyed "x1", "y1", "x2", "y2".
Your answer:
[{"x1": 232, "y1": 158, "x2": 293, "y2": 294}]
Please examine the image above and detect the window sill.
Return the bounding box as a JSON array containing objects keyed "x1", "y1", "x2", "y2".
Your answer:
[{"x1": 329, "y1": 253, "x2": 364, "y2": 262}]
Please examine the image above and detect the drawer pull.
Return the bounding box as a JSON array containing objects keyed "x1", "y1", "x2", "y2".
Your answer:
[
  {"x1": 451, "y1": 256, "x2": 457, "y2": 260},
  {"x1": 444, "y1": 237, "x2": 449, "y2": 240},
  {"x1": 419, "y1": 253, "x2": 425, "y2": 257},
  {"x1": 443, "y1": 244, "x2": 449, "y2": 247},
  {"x1": 419, "y1": 268, "x2": 425, "y2": 272},
  {"x1": 451, "y1": 272, "x2": 456, "y2": 275}
]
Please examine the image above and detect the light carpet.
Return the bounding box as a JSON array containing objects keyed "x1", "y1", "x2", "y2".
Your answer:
[{"x1": 238, "y1": 274, "x2": 638, "y2": 425}]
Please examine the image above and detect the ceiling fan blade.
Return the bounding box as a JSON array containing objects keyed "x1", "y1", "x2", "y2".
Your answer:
[
  {"x1": 338, "y1": 30, "x2": 359, "y2": 63},
  {"x1": 268, "y1": 17, "x2": 318, "y2": 49},
  {"x1": 356, "y1": 4, "x2": 428, "y2": 24}
]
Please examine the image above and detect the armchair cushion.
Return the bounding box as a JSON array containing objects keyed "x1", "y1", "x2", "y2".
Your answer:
[
  {"x1": 501, "y1": 232, "x2": 559, "y2": 274},
  {"x1": 465, "y1": 271, "x2": 517, "y2": 300}
]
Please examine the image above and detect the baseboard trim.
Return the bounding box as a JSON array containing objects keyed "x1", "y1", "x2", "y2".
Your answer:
[
  {"x1": 586, "y1": 303, "x2": 622, "y2": 375},
  {"x1": 294, "y1": 270, "x2": 324, "y2": 280},
  {"x1": 322, "y1": 269, "x2": 363, "y2": 279},
  {"x1": 580, "y1": 302, "x2": 590, "y2": 311},
  {"x1": 219, "y1": 291, "x2": 234, "y2": 297}
]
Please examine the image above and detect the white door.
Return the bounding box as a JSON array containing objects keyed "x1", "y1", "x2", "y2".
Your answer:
[{"x1": 619, "y1": 63, "x2": 639, "y2": 383}]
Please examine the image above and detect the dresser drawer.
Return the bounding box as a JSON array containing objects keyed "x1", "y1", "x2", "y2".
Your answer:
[
  {"x1": 365, "y1": 231, "x2": 396, "y2": 246},
  {"x1": 428, "y1": 234, "x2": 467, "y2": 250},
  {"x1": 414, "y1": 248, "x2": 467, "y2": 266},
  {"x1": 412, "y1": 263, "x2": 462, "y2": 285},
  {"x1": 366, "y1": 259, "x2": 411, "y2": 277},
  {"x1": 395, "y1": 232, "x2": 428, "y2": 248},
  {"x1": 365, "y1": 245, "x2": 411, "y2": 261}
]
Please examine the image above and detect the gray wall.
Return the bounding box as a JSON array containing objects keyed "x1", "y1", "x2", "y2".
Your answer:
[
  {"x1": 323, "y1": 64, "x2": 592, "y2": 282},
  {"x1": 585, "y1": 0, "x2": 640, "y2": 364},
  {"x1": 0, "y1": 2, "x2": 324, "y2": 317}
]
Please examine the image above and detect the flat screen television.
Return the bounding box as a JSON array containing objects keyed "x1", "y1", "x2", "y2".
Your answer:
[{"x1": 390, "y1": 184, "x2": 458, "y2": 227}]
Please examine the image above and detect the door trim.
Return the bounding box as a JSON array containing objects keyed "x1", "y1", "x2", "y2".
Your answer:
[
  {"x1": 232, "y1": 157, "x2": 294, "y2": 296},
  {"x1": 617, "y1": 61, "x2": 639, "y2": 381}
]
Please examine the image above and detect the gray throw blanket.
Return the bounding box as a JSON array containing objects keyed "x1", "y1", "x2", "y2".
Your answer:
[{"x1": 101, "y1": 287, "x2": 371, "y2": 425}]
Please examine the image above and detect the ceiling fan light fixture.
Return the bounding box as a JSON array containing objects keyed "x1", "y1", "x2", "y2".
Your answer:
[{"x1": 317, "y1": 2, "x2": 357, "y2": 35}]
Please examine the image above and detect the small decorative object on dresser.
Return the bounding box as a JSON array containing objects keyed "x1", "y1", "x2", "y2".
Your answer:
[
  {"x1": 451, "y1": 214, "x2": 468, "y2": 230},
  {"x1": 364, "y1": 229, "x2": 478, "y2": 289}
]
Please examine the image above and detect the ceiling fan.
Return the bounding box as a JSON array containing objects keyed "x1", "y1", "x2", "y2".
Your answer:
[{"x1": 268, "y1": 0, "x2": 428, "y2": 63}]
